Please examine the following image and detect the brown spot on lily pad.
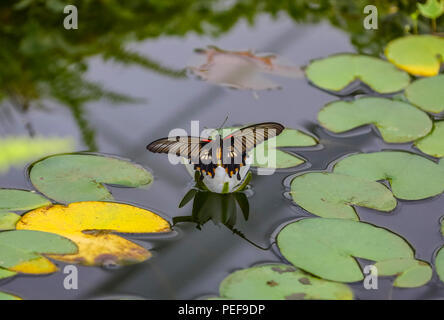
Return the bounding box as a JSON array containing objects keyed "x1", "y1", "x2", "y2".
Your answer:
[
  {"x1": 266, "y1": 280, "x2": 278, "y2": 287},
  {"x1": 298, "y1": 277, "x2": 311, "y2": 285},
  {"x1": 271, "y1": 266, "x2": 296, "y2": 274}
]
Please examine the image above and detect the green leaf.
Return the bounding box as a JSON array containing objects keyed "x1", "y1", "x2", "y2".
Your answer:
[
  {"x1": 416, "y1": 121, "x2": 444, "y2": 158},
  {"x1": 333, "y1": 151, "x2": 444, "y2": 200},
  {"x1": 0, "y1": 291, "x2": 21, "y2": 300},
  {"x1": 234, "y1": 192, "x2": 249, "y2": 221},
  {"x1": 290, "y1": 172, "x2": 397, "y2": 220},
  {"x1": 0, "y1": 230, "x2": 77, "y2": 274},
  {"x1": 417, "y1": 0, "x2": 444, "y2": 19},
  {"x1": 29, "y1": 154, "x2": 153, "y2": 203},
  {"x1": 385, "y1": 35, "x2": 444, "y2": 77},
  {"x1": 0, "y1": 189, "x2": 51, "y2": 212},
  {"x1": 276, "y1": 218, "x2": 414, "y2": 282},
  {"x1": 179, "y1": 189, "x2": 198, "y2": 208},
  {"x1": 305, "y1": 54, "x2": 410, "y2": 95},
  {"x1": 318, "y1": 97, "x2": 432, "y2": 143},
  {"x1": 374, "y1": 258, "x2": 432, "y2": 288},
  {"x1": 405, "y1": 75, "x2": 444, "y2": 114},
  {"x1": 218, "y1": 264, "x2": 353, "y2": 300}
]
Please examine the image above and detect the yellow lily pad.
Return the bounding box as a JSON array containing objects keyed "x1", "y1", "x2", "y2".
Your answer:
[
  {"x1": 385, "y1": 35, "x2": 444, "y2": 77},
  {"x1": 16, "y1": 201, "x2": 171, "y2": 266}
]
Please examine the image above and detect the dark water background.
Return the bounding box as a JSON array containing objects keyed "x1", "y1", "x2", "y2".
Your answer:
[{"x1": 1, "y1": 14, "x2": 444, "y2": 300}]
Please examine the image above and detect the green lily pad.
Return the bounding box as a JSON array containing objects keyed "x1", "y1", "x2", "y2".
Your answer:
[
  {"x1": 415, "y1": 121, "x2": 444, "y2": 157},
  {"x1": 334, "y1": 151, "x2": 444, "y2": 200},
  {"x1": 405, "y1": 75, "x2": 444, "y2": 114},
  {"x1": 435, "y1": 246, "x2": 444, "y2": 283},
  {"x1": 290, "y1": 172, "x2": 397, "y2": 220},
  {"x1": 318, "y1": 97, "x2": 432, "y2": 143},
  {"x1": 305, "y1": 54, "x2": 410, "y2": 95},
  {"x1": 374, "y1": 258, "x2": 432, "y2": 288},
  {"x1": 418, "y1": 0, "x2": 444, "y2": 19},
  {"x1": 385, "y1": 35, "x2": 444, "y2": 77},
  {"x1": 276, "y1": 218, "x2": 414, "y2": 282},
  {"x1": 218, "y1": 264, "x2": 353, "y2": 300},
  {"x1": 0, "y1": 212, "x2": 21, "y2": 231},
  {"x1": 0, "y1": 189, "x2": 51, "y2": 212},
  {"x1": 0, "y1": 189, "x2": 51, "y2": 231},
  {"x1": 0, "y1": 291, "x2": 21, "y2": 300},
  {"x1": 0, "y1": 230, "x2": 77, "y2": 274},
  {"x1": 0, "y1": 267, "x2": 16, "y2": 280},
  {"x1": 29, "y1": 154, "x2": 153, "y2": 203}
]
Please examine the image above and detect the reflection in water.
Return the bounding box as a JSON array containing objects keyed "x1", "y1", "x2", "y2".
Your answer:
[
  {"x1": 174, "y1": 186, "x2": 270, "y2": 250},
  {"x1": 1, "y1": 1, "x2": 441, "y2": 150}
]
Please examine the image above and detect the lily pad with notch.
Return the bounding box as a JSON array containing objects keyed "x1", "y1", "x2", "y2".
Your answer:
[
  {"x1": 333, "y1": 151, "x2": 444, "y2": 200},
  {"x1": 305, "y1": 54, "x2": 410, "y2": 95},
  {"x1": 318, "y1": 97, "x2": 432, "y2": 143},
  {"x1": 16, "y1": 201, "x2": 171, "y2": 266},
  {"x1": 276, "y1": 218, "x2": 428, "y2": 286},
  {"x1": 289, "y1": 172, "x2": 397, "y2": 220},
  {"x1": 29, "y1": 153, "x2": 153, "y2": 203}
]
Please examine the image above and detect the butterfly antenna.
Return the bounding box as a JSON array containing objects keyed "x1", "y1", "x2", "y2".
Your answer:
[{"x1": 218, "y1": 115, "x2": 229, "y2": 130}]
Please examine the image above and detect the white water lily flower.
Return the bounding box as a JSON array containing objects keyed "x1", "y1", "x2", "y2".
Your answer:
[{"x1": 182, "y1": 156, "x2": 252, "y2": 193}]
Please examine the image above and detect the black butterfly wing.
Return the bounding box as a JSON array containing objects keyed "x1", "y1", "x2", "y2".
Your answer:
[
  {"x1": 223, "y1": 122, "x2": 284, "y2": 158},
  {"x1": 147, "y1": 136, "x2": 212, "y2": 163}
]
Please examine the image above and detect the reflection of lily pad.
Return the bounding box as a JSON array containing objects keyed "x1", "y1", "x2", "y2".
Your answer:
[
  {"x1": 385, "y1": 35, "x2": 444, "y2": 76},
  {"x1": 0, "y1": 292, "x2": 21, "y2": 300},
  {"x1": 405, "y1": 75, "x2": 444, "y2": 114},
  {"x1": 0, "y1": 230, "x2": 77, "y2": 275},
  {"x1": 188, "y1": 46, "x2": 302, "y2": 91},
  {"x1": 0, "y1": 137, "x2": 74, "y2": 174},
  {"x1": 374, "y1": 258, "x2": 432, "y2": 288},
  {"x1": 416, "y1": 121, "x2": 444, "y2": 158},
  {"x1": 334, "y1": 151, "x2": 444, "y2": 200},
  {"x1": 16, "y1": 201, "x2": 171, "y2": 266},
  {"x1": 29, "y1": 154, "x2": 153, "y2": 203},
  {"x1": 290, "y1": 172, "x2": 397, "y2": 220},
  {"x1": 305, "y1": 54, "x2": 410, "y2": 95},
  {"x1": 218, "y1": 264, "x2": 353, "y2": 300},
  {"x1": 277, "y1": 218, "x2": 415, "y2": 283},
  {"x1": 318, "y1": 97, "x2": 432, "y2": 143}
]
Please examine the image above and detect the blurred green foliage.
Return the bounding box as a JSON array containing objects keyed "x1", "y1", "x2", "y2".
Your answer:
[{"x1": 0, "y1": 0, "x2": 442, "y2": 150}]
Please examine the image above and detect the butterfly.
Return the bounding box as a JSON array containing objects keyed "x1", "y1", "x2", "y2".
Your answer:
[{"x1": 147, "y1": 122, "x2": 284, "y2": 180}]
